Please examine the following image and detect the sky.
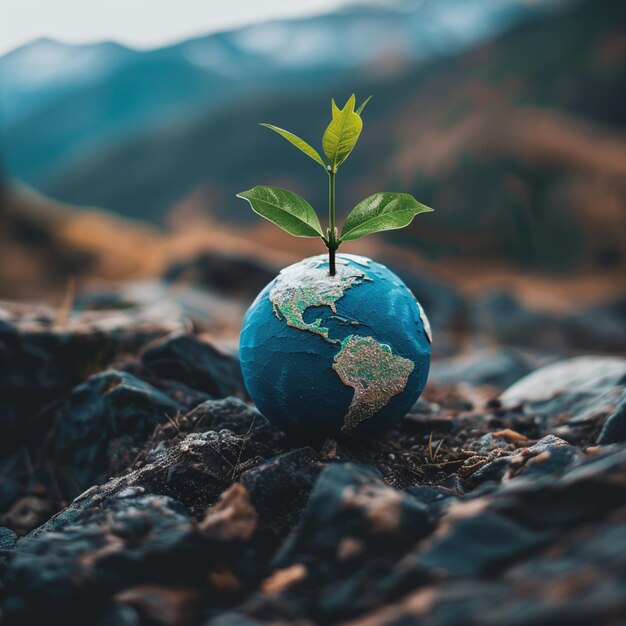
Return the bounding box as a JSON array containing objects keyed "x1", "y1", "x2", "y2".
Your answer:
[{"x1": 0, "y1": 0, "x2": 359, "y2": 56}]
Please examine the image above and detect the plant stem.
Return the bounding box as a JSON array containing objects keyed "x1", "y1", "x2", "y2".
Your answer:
[
  {"x1": 329, "y1": 247, "x2": 336, "y2": 276},
  {"x1": 328, "y1": 169, "x2": 337, "y2": 276}
]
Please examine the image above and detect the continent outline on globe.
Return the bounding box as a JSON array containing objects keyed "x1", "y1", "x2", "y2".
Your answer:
[
  {"x1": 332, "y1": 334, "x2": 415, "y2": 430},
  {"x1": 269, "y1": 255, "x2": 371, "y2": 343}
]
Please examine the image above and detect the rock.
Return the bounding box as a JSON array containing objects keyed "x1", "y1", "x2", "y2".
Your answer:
[
  {"x1": 113, "y1": 585, "x2": 201, "y2": 626},
  {"x1": 198, "y1": 484, "x2": 258, "y2": 543},
  {"x1": 491, "y1": 447, "x2": 626, "y2": 527},
  {"x1": 205, "y1": 614, "x2": 267, "y2": 626},
  {"x1": 525, "y1": 434, "x2": 569, "y2": 452},
  {"x1": 429, "y1": 348, "x2": 549, "y2": 389},
  {"x1": 0, "y1": 465, "x2": 22, "y2": 512},
  {"x1": 596, "y1": 387, "x2": 626, "y2": 444},
  {"x1": 240, "y1": 448, "x2": 322, "y2": 536},
  {"x1": 53, "y1": 370, "x2": 185, "y2": 492},
  {"x1": 404, "y1": 486, "x2": 460, "y2": 515},
  {"x1": 469, "y1": 435, "x2": 574, "y2": 486},
  {"x1": 274, "y1": 463, "x2": 432, "y2": 570},
  {"x1": 517, "y1": 444, "x2": 584, "y2": 478},
  {"x1": 136, "y1": 377, "x2": 213, "y2": 413},
  {"x1": 185, "y1": 398, "x2": 284, "y2": 448},
  {"x1": 138, "y1": 397, "x2": 286, "y2": 465},
  {"x1": 562, "y1": 297, "x2": 626, "y2": 353},
  {"x1": 469, "y1": 456, "x2": 517, "y2": 486},
  {"x1": 501, "y1": 357, "x2": 626, "y2": 407},
  {"x1": 416, "y1": 512, "x2": 552, "y2": 577},
  {"x1": 0, "y1": 527, "x2": 16, "y2": 551},
  {"x1": 0, "y1": 301, "x2": 188, "y2": 453},
  {"x1": 472, "y1": 291, "x2": 556, "y2": 349},
  {"x1": 163, "y1": 252, "x2": 277, "y2": 301},
  {"x1": 2, "y1": 494, "x2": 195, "y2": 625},
  {"x1": 141, "y1": 335, "x2": 246, "y2": 399},
  {"x1": 35, "y1": 420, "x2": 266, "y2": 536},
  {"x1": 0, "y1": 496, "x2": 53, "y2": 536},
  {"x1": 97, "y1": 604, "x2": 142, "y2": 626},
  {"x1": 471, "y1": 291, "x2": 626, "y2": 353},
  {"x1": 100, "y1": 280, "x2": 246, "y2": 332},
  {"x1": 500, "y1": 356, "x2": 626, "y2": 436}
]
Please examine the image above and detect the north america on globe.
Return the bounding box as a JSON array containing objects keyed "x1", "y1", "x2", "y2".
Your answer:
[
  {"x1": 239, "y1": 254, "x2": 431, "y2": 436},
  {"x1": 269, "y1": 256, "x2": 415, "y2": 427}
]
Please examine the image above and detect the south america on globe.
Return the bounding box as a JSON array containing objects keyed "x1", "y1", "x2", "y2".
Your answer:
[{"x1": 239, "y1": 253, "x2": 431, "y2": 437}]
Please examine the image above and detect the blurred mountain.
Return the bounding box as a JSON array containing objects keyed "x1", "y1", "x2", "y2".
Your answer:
[
  {"x1": 2, "y1": 0, "x2": 625, "y2": 275},
  {"x1": 1, "y1": 0, "x2": 565, "y2": 185}
]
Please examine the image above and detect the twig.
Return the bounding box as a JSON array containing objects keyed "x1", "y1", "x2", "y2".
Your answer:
[
  {"x1": 232, "y1": 416, "x2": 255, "y2": 480},
  {"x1": 54, "y1": 278, "x2": 76, "y2": 329}
]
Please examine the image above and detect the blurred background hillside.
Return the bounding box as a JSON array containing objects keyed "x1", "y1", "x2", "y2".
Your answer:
[{"x1": 1, "y1": 0, "x2": 624, "y2": 353}]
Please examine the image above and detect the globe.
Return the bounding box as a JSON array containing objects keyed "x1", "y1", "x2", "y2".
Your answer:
[{"x1": 239, "y1": 253, "x2": 431, "y2": 437}]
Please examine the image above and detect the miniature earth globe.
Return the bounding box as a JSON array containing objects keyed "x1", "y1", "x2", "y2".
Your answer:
[{"x1": 239, "y1": 253, "x2": 431, "y2": 437}]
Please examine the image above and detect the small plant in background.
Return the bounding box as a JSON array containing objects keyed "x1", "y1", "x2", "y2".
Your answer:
[{"x1": 237, "y1": 94, "x2": 433, "y2": 276}]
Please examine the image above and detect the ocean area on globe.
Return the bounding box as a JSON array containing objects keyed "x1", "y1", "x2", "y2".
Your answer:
[{"x1": 239, "y1": 253, "x2": 432, "y2": 437}]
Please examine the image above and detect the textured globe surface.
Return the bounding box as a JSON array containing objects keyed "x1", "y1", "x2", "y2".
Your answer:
[{"x1": 239, "y1": 253, "x2": 431, "y2": 437}]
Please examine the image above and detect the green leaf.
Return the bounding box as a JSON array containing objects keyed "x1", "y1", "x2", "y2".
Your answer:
[
  {"x1": 322, "y1": 94, "x2": 363, "y2": 170},
  {"x1": 356, "y1": 95, "x2": 372, "y2": 116},
  {"x1": 340, "y1": 192, "x2": 433, "y2": 242},
  {"x1": 237, "y1": 186, "x2": 324, "y2": 238},
  {"x1": 260, "y1": 123, "x2": 326, "y2": 168}
]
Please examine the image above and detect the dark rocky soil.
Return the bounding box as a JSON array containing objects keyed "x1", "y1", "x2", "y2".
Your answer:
[{"x1": 1, "y1": 301, "x2": 625, "y2": 626}]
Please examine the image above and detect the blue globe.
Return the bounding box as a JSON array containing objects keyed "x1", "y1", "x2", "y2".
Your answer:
[{"x1": 239, "y1": 253, "x2": 431, "y2": 437}]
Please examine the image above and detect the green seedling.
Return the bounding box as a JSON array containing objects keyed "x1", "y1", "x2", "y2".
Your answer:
[{"x1": 237, "y1": 94, "x2": 433, "y2": 276}]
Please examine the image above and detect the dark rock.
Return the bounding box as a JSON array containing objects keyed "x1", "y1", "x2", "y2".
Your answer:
[
  {"x1": 163, "y1": 252, "x2": 277, "y2": 301},
  {"x1": 469, "y1": 456, "x2": 517, "y2": 486},
  {"x1": 491, "y1": 447, "x2": 626, "y2": 528},
  {"x1": 0, "y1": 466, "x2": 22, "y2": 512},
  {"x1": 500, "y1": 356, "x2": 626, "y2": 435},
  {"x1": 526, "y1": 434, "x2": 569, "y2": 452},
  {"x1": 0, "y1": 496, "x2": 54, "y2": 536},
  {"x1": 416, "y1": 512, "x2": 552, "y2": 577},
  {"x1": 274, "y1": 463, "x2": 432, "y2": 570},
  {"x1": 473, "y1": 292, "x2": 626, "y2": 353},
  {"x1": 0, "y1": 302, "x2": 187, "y2": 454},
  {"x1": 562, "y1": 297, "x2": 626, "y2": 353},
  {"x1": 429, "y1": 349, "x2": 550, "y2": 389},
  {"x1": 596, "y1": 387, "x2": 626, "y2": 444},
  {"x1": 205, "y1": 614, "x2": 266, "y2": 626},
  {"x1": 472, "y1": 291, "x2": 556, "y2": 349},
  {"x1": 141, "y1": 334, "x2": 246, "y2": 399},
  {"x1": 0, "y1": 526, "x2": 16, "y2": 551},
  {"x1": 2, "y1": 493, "x2": 195, "y2": 625},
  {"x1": 53, "y1": 370, "x2": 184, "y2": 492},
  {"x1": 470, "y1": 435, "x2": 574, "y2": 486},
  {"x1": 404, "y1": 485, "x2": 460, "y2": 514},
  {"x1": 146, "y1": 397, "x2": 287, "y2": 463},
  {"x1": 517, "y1": 444, "x2": 583, "y2": 478},
  {"x1": 186, "y1": 397, "x2": 279, "y2": 441},
  {"x1": 138, "y1": 376, "x2": 213, "y2": 413},
  {"x1": 501, "y1": 355, "x2": 626, "y2": 410},
  {"x1": 438, "y1": 474, "x2": 466, "y2": 494},
  {"x1": 240, "y1": 448, "x2": 322, "y2": 536},
  {"x1": 113, "y1": 584, "x2": 201, "y2": 626},
  {"x1": 36, "y1": 422, "x2": 264, "y2": 536},
  {"x1": 198, "y1": 484, "x2": 258, "y2": 543},
  {"x1": 96, "y1": 604, "x2": 142, "y2": 626}
]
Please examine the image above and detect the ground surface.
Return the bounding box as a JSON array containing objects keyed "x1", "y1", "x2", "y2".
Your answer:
[{"x1": 1, "y1": 299, "x2": 625, "y2": 626}]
